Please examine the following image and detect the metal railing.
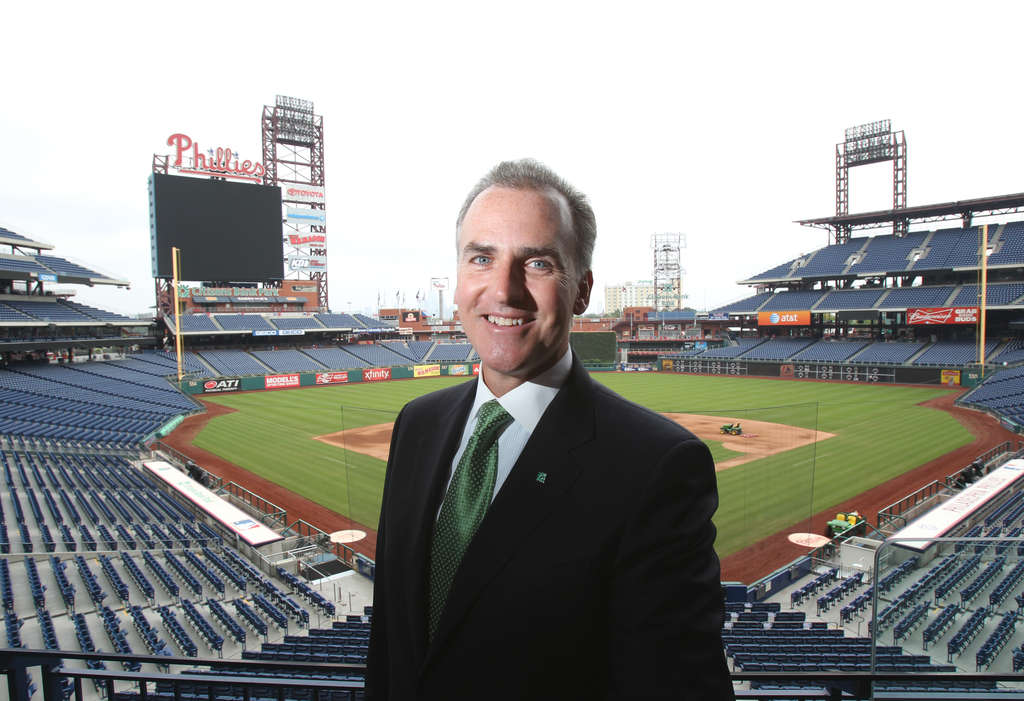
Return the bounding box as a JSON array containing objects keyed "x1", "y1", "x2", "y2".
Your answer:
[{"x1": 3, "y1": 649, "x2": 1024, "y2": 700}]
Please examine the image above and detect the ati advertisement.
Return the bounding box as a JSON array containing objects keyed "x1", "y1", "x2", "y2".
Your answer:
[
  {"x1": 364, "y1": 367, "x2": 391, "y2": 382},
  {"x1": 315, "y1": 372, "x2": 349, "y2": 385},
  {"x1": 414, "y1": 364, "x2": 441, "y2": 378},
  {"x1": 908, "y1": 307, "x2": 979, "y2": 325},
  {"x1": 264, "y1": 374, "x2": 300, "y2": 389},
  {"x1": 757, "y1": 310, "x2": 811, "y2": 326},
  {"x1": 200, "y1": 378, "x2": 240, "y2": 394}
]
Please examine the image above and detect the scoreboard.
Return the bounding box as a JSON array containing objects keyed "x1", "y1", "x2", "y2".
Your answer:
[
  {"x1": 791, "y1": 363, "x2": 895, "y2": 383},
  {"x1": 668, "y1": 358, "x2": 898, "y2": 383}
]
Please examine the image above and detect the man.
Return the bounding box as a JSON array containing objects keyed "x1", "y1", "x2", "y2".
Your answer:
[{"x1": 367, "y1": 159, "x2": 733, "y2": 700}]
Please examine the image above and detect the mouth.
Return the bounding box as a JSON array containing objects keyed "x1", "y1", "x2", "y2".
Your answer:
[{"x1": 485, "y1": 314, "x2": 529, "y2": 327}]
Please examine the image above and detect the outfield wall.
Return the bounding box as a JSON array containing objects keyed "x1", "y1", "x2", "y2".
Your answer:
[
  {"x1": 661, "y1": 357, "x2": 982, "y2": 386},
  {"x1": 179, "y1": 362, "x2": 480, "y2": 395}
]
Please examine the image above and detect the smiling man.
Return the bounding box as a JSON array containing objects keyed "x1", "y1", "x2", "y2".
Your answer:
[{"x1": 367, "y1": 159, "x2": 733, "y2": 700}]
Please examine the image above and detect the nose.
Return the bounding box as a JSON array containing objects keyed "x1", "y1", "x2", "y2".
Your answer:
[{"x1": 492, "y1": 258, "x2": 528, "y2": 308}]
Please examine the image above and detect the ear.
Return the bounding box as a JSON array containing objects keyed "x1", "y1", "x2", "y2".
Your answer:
[{"x1": 573, "y1": 270, "x2": 593, "y2": 315}]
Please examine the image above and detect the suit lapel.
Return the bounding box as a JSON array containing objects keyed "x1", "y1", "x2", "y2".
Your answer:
[
  {"x1": 423, "y1": 359, "x2": 596, "y2": 668},
  {"x1": 402, "y1": 381, "x2": 476, "y2": 667}
]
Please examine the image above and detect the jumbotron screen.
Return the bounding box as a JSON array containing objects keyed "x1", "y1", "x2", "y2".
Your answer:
[{"x1": 149, "y1": 173, "x2": 283, "y2": 281}]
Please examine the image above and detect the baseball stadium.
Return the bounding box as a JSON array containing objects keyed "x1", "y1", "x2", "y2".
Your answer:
[{"x1": 3, "y1": 103, "x2": 1024, "y2": 699}]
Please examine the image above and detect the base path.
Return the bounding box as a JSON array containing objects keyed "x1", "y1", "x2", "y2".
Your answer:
[
  {"x1": 719, "y1": 392, "x2": 1021, "y2": 583},
  {"x1": 162, "y1": 400, "x2": 378, "y2": 560}
]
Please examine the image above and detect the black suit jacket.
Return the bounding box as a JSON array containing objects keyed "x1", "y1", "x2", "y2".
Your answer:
[{"x1": 367, "y1": 357, "x2": 733, "y2": 700}]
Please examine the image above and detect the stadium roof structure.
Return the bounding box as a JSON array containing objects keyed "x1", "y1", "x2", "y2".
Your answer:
[
  {"x1": 797, "y1": 191, "x2": 1024, "y2": 232},
  {"x1": 0, "y1": 226, "x2": 53, "y2": 251}
]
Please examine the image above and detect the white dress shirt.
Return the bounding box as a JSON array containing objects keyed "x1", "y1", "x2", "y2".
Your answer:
[{"x1": 439, "y1": 348, "x2": 573, "y2": 509}]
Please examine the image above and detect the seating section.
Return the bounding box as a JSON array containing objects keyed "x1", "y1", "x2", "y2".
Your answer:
[
  {"x1": 250, "y1": 350, "x2": 326, "y2": 373},
  {"x1": 315, "y1": 314, "x2": 365, "y2": 329},
  {"x1": 759, "y1": 290, "x2": 826, "y2": 312},
  {"x1": 959, "y1": 365, "x2": 1024, "y2": 426},
  {"x1": 342, "y1": 344, "x2": 412, "y2": 367},
  {"x1": 791, "y1": 340, "x2": 869, "y2": 362},
  {"x1": 701, "y1": 338, "x2": 766, "y2": 359},
  {"x1": 426, "y1": 343, "x2": 472, "y2": 362},
  {"x1": 199, "y1": 350, "x2": 271, "y2": 377},
  {"x1": 851, "y1": 341, "x2": 926, "y2": 364},
  {"x1": 270, "y1": 316, "x2": 325, "y2": 330},
  {"x1": 0, "y1": 359, "x2": 199, "y2": 447},
  {"x1": 951, "y1": 283, "x2": 1024, "y2": 307},
  {"x1": 740, "y1": 338, "x2": 815, "y2": 360},
  {"x1": 6, "y1": 300, "x2": 96, "y2": 323},
  {"x1": 710, "y1": 292, "x2": 773, "y2": 314},
  {"x1": 172, "y1": 315, "x2": 220, "y2": 333},
  {"x1": 846, "y1": 231, "x2": 930, "y2": 276},
  {"x1": 302, "y1": 347, "x2": 371, "y2": 369},
  {"x1": 878, "y1": 286, "x2": 955, "y2": 309},
  {"x1": 814, "y1": 288, "x2": 885, "y2": 310},
  {"x1": 214, "y1": 315, "x2": 275, "y2": 332},
  {"x1": 913, "y1": 340, "x2": 998, "y2": 366},
  {"x1": 744, "y1": 223, "x2": 1024, "y2": 282}
]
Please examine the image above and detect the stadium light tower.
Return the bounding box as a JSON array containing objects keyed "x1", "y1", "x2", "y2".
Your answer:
[
  {"x1": 835, "y1": 119, "x2": 907, "y2": 243},
  {"x1": 651, "y1": 233, "x2": 685, "y2": 312},
  {"x1": 262, "y1": 96, "x2": 329, "y2": 310}
]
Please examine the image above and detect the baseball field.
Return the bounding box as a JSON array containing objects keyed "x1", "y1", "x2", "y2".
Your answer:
[{"x1": 188, "y1": 373, "x2": 971, "y2": 558}]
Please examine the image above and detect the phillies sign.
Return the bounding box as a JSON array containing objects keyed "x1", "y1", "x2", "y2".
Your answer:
[
  {"x1": 167, "y1": 133, "x2": 266, "y2": 183},
  {"x1": 908, "y1": 307, "x2": 979, "y2": 325}
]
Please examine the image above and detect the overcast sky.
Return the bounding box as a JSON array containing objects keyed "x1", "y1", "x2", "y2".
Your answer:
[{"x1": 2, "y1": 1, "x2": 1023, "y2": 318}]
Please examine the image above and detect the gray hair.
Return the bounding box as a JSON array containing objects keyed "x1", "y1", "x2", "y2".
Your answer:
[{"x1": 455, "y1": 158, "x2": 596, "y2": 278}]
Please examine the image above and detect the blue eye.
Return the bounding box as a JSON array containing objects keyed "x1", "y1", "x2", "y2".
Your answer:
[
  {"x1": 528, "y1": 259, "x2": 552, "y2": 269},
  {"x1": 471, "y1": 255, "x2": 491, "y2": 265}
]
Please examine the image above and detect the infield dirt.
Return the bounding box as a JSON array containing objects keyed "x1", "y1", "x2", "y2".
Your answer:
[{"x1": 313, "y1": 413, "x2": 835, "y2": 471}]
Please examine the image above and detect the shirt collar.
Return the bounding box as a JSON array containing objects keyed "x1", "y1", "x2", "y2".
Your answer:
[{"x1": 471, "y1": 348, "x2": 572, "y2": 433}]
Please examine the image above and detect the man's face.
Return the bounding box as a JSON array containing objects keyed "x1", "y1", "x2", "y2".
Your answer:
[{"x1": 455, "y1": 185, "x2": 592, "y2": 396}]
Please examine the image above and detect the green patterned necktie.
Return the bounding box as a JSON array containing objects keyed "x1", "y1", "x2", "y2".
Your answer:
[{"x1": 427, "y1": 399, "x2": 514, "y2": 639}]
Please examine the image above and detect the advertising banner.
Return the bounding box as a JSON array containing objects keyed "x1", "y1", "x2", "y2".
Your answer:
[
  {"x1": 757, "y1": 310, "x2": 811, "y2": 326},
  {"x1": 316, "y1": 371, "x2": 349, "y2": 385},
  {"x1": 282, "y1": 184, "x2": 326, "y2": 204},
  {"x1": 707, "y1": 312, "x2": 729, "y2": 321},
  {"x1": 287, "y1": 234, "x2": 326, "y2": 247},
  {"x1": 364, "y1": 367, "x2": 391, "y2": 382},
  {"x1": 265, "y1": 374, "x2": 300, "y2": 389},
  {"x1": 414, "y1": 364, "x2": 441, "y2": 378},
  {"x1": 285, "y1": 207, "x2": 327, "y2": 224},
  {"x1": 941, "y1": 369, "x2": 962, "y2": 386},
  {"x1": 908, "y1": 307, "x2": 979, "y2": 325},
  {"x1": 402, "y1": 310, "x2": 421, "y2": 323},
  {"x1": 473, "y1": 363, "x2": 481, "y2": 375},
  {"x1": 253, "y1": 330, "x2": 277, "y2": 336},
  {"x1": 287, "y1": 255, "x2": 327, "y2": 271},
  {"x1": 201, "y1": 378, "x2": 240, "y2": 394},
  {"x1": 143, "y1": 460, "x2": 282, "y2": 546},
  {"x1": 278, "y1": 329, "x2": 305, "y2": 336},
  {"x1": 449, "y1": 364, "x2": 469, "y2": 376}
]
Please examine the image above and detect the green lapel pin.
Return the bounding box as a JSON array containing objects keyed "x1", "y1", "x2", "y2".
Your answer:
[{"x1": 536, "y1": 472, "x2": 547, "y2": 484}]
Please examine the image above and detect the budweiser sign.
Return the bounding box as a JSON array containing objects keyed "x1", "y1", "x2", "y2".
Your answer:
[
  {"x1": 907, "y1": 307, "x2": 979, "y2": 325},
  {"x1": 167, "y1": 133, "x2": 266, "y2": 182}
]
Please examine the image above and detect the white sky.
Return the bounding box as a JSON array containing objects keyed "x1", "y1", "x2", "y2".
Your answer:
[{"x1": 2, "y1": 1, "x2": 1023, "y2": 318}]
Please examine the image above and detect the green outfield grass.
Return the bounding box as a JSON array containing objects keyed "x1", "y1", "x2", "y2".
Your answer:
[{"x1": 192, "y1": 374, "x2": 970, "y2": 557}]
